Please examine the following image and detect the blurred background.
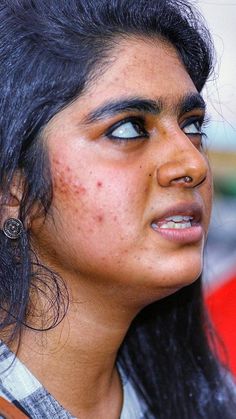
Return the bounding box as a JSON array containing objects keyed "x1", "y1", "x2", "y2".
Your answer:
[{"x1": 197, "y1": 0, "x2": 236, "y2": 374}]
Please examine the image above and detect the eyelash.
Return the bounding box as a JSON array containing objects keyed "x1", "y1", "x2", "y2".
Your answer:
[{"x1": 105, "y1": 115, "x2": 208, "y2": 143}]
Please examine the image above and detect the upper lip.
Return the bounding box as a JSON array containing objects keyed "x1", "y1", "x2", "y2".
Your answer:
[{"x1": 151, "y1": 202, "x2": 203, "y2": 225}]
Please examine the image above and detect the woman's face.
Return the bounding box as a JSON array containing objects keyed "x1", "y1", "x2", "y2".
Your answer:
[{"x1": 32, "y1": 38, "x2": 212, "y2": 305}]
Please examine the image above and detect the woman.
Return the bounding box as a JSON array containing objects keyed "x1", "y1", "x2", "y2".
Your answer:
[{"x1": 0, "y1": 0, "x2": 235, "y2": 418}]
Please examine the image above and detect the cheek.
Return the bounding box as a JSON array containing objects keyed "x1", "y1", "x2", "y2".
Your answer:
[
  {"x1": 51, "y1": 160, "x2": 148, "y2": 249},
  {"x1": 53, "y1": 162, "x2": 87, "y2": 197},
  {"x1": 52, "y1": 163, "x2": 120, "y2": 231}
]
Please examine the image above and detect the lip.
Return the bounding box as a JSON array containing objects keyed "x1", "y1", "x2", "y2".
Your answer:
[{"x1": 151, "y1": 202, "x2": 204, "y2": 244}]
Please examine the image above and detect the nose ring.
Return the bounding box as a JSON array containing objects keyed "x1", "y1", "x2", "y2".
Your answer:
[{"x1": 183, "y1": 176, "x2": 193, "y2": 183}]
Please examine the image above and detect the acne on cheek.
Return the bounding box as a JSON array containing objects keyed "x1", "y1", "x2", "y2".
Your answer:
[
  {"x1": 52, "y1": 159, "x2": 109, "y2": 225},
  {"x1": 93, "y1": 214, "x2": 104, "y2": 223},
  {"x1": 54, "y1": 175, "x2": 87, "y2": 196},
  {"x1": 52, "y1": 159, "x2": 87, "y2": 197},
  {"x1": 53, "y1": 159, "x2": 106, "y2": 196}
]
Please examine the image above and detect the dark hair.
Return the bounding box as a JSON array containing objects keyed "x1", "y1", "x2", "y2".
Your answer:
[{"x1": 0, "y1": 0, "x2": 235, "y2": 417}]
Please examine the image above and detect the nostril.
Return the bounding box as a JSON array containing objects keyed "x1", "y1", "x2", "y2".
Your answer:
[
  {"x1": 172, "y1": 174, "x2": 207, "y2": 188},
  {"x1": 195, "y1": 175, "x2": 207, "y2": 187},
  {"x1": 175, "y1": 174, "x2": 207, "y2": 186}
]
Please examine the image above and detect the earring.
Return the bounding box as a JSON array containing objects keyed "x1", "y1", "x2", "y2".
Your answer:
[{"x1": 3, "y1": 218, "x2": 24, "y2": 239}]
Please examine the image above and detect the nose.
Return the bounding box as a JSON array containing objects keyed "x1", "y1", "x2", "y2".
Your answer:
[{"x1": 156, "y1": 137, "x2": 209, "y2": 188}]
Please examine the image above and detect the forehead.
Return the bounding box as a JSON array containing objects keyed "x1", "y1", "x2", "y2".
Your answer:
[
  {"x1": 47, "y1": 37, "x2": 199, "y2": 131},
  {"x1": 83, "y1": 37, "x2": 197, "y2": 107}
]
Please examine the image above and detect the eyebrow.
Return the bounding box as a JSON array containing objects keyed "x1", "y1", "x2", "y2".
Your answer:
[
  {"x1": 84, "y1": 98, "x2": 162, "y2": 124},
  {"x1": 83, "y1": 93, "x2": 206, "y2": 124},
  {"x1": 178, "y1": 93, "x2": 206, "y2": 115}
]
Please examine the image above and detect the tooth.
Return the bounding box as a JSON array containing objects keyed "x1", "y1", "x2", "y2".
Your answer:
[
  {"x1": 165, "y1": 216, "x2": 181, "y2": 222},
  {"x1": 185, "y1": 222, "x2": 191, "y2": 228},
  {"x1": 165, "y1": 216, "x2": 183, "y2": 222},
  {"x1": 160, "y1": 222, "x2": 174, "y2": 229},
  {"x1": 165, "y1": 215, "x2": 193, "y2": 222},
  {"x1": 174, "y1": 222, "x2": 191, "y2": 229},
  {"x1": 173, "y1": 223, "x2": 182, "y2": 229},
  {"x1": 158, "y1": 221, "x2": 192, "y2": 229}
]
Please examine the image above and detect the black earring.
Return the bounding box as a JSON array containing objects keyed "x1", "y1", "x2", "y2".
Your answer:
[{"x1": 3, "y1": 218, "x2": 24, "y2": 239}]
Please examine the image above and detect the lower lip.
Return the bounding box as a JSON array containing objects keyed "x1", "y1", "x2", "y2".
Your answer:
[{"x1": 151, "y1": 224, "x2": 204, "y2": 244}]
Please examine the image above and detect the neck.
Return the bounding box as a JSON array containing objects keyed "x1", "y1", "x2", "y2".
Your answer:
[{"x1": 11, "y1": 280, "x2": 140, "y2": 419}]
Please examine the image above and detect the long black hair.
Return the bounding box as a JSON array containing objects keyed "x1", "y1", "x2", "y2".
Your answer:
[{"x1": 0, "y1": 0, "x2": 235, "y2": 417}]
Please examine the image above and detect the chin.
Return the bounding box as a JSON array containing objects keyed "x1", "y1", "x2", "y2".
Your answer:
[
  {"x1": 143, "y1": 259, "x2": 203, "y2": 293},
  {"x1": 164, "y1": 248, "x2": 203, "y2": 286},
  {"x1": 169, "y1": 263, "x2": 202, "y2": 289},
  {"x1": 128, "y1": 263, "x2": 202, "y2": 308}
]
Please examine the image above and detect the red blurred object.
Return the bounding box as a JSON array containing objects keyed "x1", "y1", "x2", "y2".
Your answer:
[{"x1": 206, "y1": 272, "x2": 236, "y2": 376}]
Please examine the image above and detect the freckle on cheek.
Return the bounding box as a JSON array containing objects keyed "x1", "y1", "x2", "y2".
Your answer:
[{"x1": 94, "y1": 214, "x2": 104, "y2": 223}]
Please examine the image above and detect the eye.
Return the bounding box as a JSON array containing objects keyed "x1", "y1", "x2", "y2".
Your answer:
[
  {"x1": 181, "y1": 117, "x2": 208, "y2": 150},
  {"x1": 106, "y1": 117, "x2": 149, "y2": 141},
  {"x1": 182, "y1": 120, "x2": 202, "y2": 136}
]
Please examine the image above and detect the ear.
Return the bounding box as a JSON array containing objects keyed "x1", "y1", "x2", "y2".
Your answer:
[{"x1": 0, "y1": 173, "x2": 24, "y2": 221}]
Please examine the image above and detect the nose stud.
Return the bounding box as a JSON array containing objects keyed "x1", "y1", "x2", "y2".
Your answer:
[{"x1": 183, "y1": 176, "x2": 193, "y2": 184}]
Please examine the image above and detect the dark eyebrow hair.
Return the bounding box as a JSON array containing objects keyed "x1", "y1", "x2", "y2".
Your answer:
[
  {"x1": 178, "y1": 93, "x2": 206, "y2": 114},
  {"x1": 83, "y1": 93, "x2": 206, "y2": 124},
  {"x1": 83, "y1": 97, "x2": 163, "y2": 124}
]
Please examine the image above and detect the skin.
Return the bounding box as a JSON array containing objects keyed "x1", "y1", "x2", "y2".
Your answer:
[{"x1": 15, "y1": 38, "x2": 212, "y2": 418}]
